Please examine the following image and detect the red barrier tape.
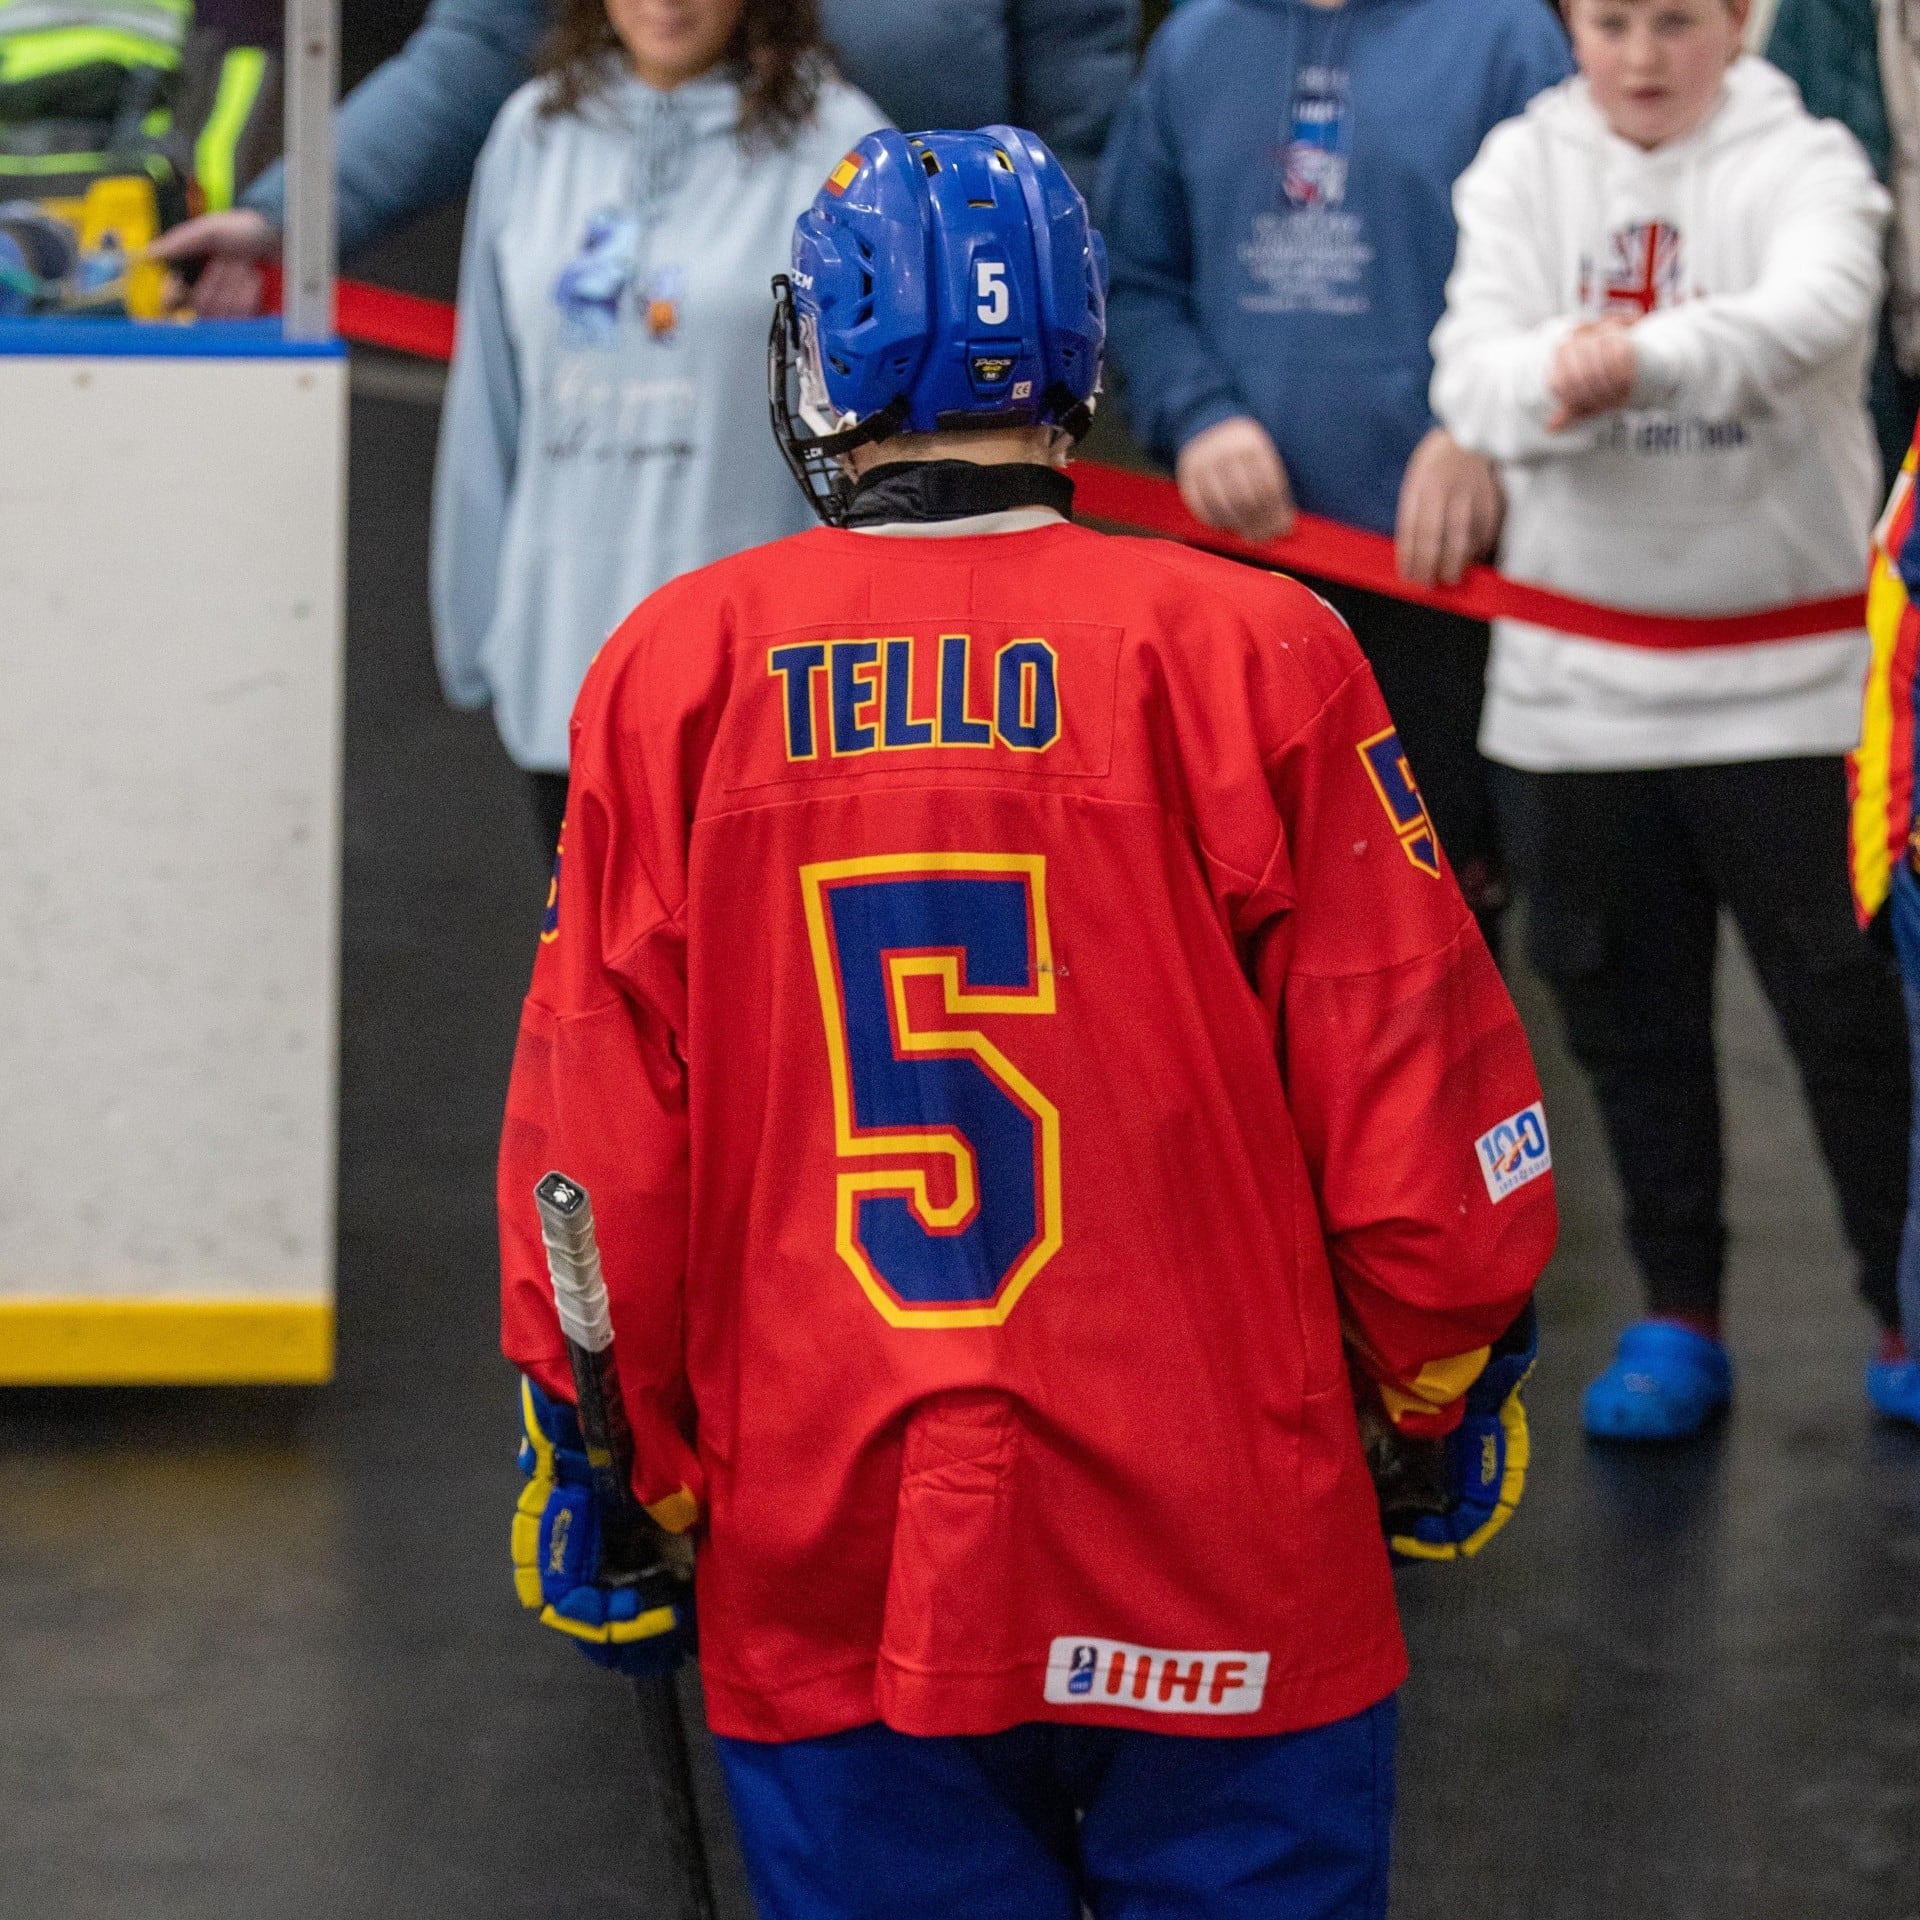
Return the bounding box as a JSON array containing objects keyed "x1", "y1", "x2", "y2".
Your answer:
[
  {"x1": 323, "y1": 276, "x2": 1866, "y2": 652},
  {"x1": 336, "y1": 278, "x2": 456, "y2": 361},
  {"x1": 1071, "y1": 463, "x2": 1866, "y2": 651},
  {"x1": 264, "y1": 265, "x2": 458, "y2": 360}
]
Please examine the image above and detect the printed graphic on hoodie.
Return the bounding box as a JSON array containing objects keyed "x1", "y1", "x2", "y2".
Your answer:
[
  {"x1": 1580, "y1": 220, "x2": 1687, "y2": 319},
  {"x1": 553, "y1": 208, "x2": 643, "y2": 347},
  {"x1": 1579, "y1": 220, "x2": 1750, "y2": 455},
  {"x1": 1241, "y1": 63, "x2": 1372, "y2": 318},
  {"x1": 641, "y1": 263, "x2": 686, "y2": 341},
  {"x1": 544, "y1": 209, "x2": 696, "y2": 467},
  {"x1": 552, "y1": 208, "x2": 687, "y2": 348},
  {"x1": 1280, "y1": 63, "x2": 1350, "y2": 209}
]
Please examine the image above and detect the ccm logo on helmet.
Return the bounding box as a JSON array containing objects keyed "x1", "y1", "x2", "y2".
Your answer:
[{"x1": 1044, "y1": 1637, "x2": 1270, "y2": 1715}]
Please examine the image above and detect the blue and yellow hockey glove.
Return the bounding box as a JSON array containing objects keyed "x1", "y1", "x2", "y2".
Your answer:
[
  {"x1": 1364, "y1": 1305, "x2": 1537, "y2": 1564},
  {"x1": 512, "y1": 1377, "x2": 694, "y2": 1675}
]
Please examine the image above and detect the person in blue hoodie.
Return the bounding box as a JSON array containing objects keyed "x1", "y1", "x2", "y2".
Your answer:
[
  {"x1": 430, "y1": 0, "x2": 883, "y2": 849},
  {"x1": 150, "y1": 0, "x2": 1138, "y2": 310},
  {"x1": 1099, "y1": 0, "x2": 1570, "y2": 942}
]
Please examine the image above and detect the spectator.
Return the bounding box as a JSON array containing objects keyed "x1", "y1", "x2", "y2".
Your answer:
[
  {"x1": 1880, "y1": 4, "x2": 1920, "y2": 407},
  {"x1": 1764, "y1": 0, "x2": 1920, "y2": 484},
  {"x1": 150, "y1": 0, "x2": 1138, "y2": 309},
  {"x1": 0, "y1": 0, "x2": 280, "y2": 269},
  {"x1": 1847, "y1": 419, "x2": 1920, "y2": 1429},
  {"x1": 1849, "y1": 0, "x2": 1920, "y2": 1428},
  {"x1": 1766, "y1": 0, "x2": 1887, "y2": 170},
  {"x1": 1098, "y1": 0, "x2": 1571, "y2": 949},
  {"x1": 430, "y1": 0, "x2": 882, "y2": 850},
  {"x1": 1432, "y1": 0, "x2": 1908, "y2": 1441}
]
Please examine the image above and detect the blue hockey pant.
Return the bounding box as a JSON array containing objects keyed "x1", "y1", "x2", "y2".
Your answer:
[{"x1": 714, "y1": 1694, "x2": 1396, "y2": 1920}]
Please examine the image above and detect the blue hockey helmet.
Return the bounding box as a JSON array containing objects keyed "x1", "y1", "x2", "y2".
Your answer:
[{"x1": 769, "y1": 125, "x2": 1107, "y2": 524}]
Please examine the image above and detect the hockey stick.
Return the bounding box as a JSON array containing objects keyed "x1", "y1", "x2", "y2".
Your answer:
[{"x1": 534, "y1": 1172, "x2": 719, "y2": 1920}]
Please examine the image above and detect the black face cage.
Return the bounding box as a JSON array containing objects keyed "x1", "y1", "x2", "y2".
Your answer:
[{"x1": 767, "y1": 274, "x2": 909, "y2": 527}]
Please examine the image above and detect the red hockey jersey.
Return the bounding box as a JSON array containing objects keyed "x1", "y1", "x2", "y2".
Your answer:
[{"x1": 499, "y1": 512, "x2": 1557, "y2": 1743}]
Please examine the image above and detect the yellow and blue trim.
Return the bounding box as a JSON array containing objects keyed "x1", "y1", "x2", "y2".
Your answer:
[{"x1": 1356, "y1": 725, "x2": 1441, "y2": 879}]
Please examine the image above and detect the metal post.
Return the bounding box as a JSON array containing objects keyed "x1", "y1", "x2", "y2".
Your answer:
[{"x1": 282, "y1": 0, "x2": 337, "y2": 342}]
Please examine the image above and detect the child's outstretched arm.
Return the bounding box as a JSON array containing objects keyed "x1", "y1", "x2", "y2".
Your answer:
[
  {"x1": 1629, "y1": 130, "x2": 1888, "y2": 420},
  {"x1": 1430, "y1": 122, "x2": 1593, "y2": 464},
  {"x1": 430, "y1": 109, "x2": 525, "y2": 718}
]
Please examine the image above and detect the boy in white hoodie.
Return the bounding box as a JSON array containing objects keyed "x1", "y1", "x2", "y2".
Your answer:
[{"x1": 1432, "y1": 0, "x2": 1911, "y2": 1440}]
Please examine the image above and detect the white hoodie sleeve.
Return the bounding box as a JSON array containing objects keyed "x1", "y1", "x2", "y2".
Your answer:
[
  {"x1": 1628, "y1": 123, "x2": 1889, "y2": 418},
  {"x1": 429, "y1": 98, "x2": 528, "y2": 714},
  {"x1": 1430, "y1": 120, "x2": 1594, "y2": 463}
]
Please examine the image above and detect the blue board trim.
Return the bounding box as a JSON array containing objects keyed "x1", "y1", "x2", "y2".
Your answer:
[{"x1": 0, "y1": 317, "x2": 344, "y2": 359}]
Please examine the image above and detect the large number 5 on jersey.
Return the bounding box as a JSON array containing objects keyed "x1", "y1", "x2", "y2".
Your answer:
[{"x1": 800, "y1": 854, "x2": 1062, "y2": 1328}]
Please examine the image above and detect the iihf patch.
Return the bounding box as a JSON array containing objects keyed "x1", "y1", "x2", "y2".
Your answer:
[
  {"x1": 1044, "y1": 1636, "x2": 1269, "y2": 1715},
  {"x1": 1476, "y1": 1102, "x2": 1551, "y2": 1203}
]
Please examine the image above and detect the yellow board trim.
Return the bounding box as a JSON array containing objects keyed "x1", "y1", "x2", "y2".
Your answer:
[{"x1": 0, "y1": 1299, "x2": 334, "y2": 1384}]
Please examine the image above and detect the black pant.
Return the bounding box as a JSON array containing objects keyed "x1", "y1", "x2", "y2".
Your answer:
[
  {"x1": 1302, "y1": 577, "x2": 1503, "y2": 940},
  {"x1": 1497, "y1": 757, "x2": 1908, "y2": 1327},
  {"x1": 527, "y1": 770, "x2": 568, "y2": 862}
]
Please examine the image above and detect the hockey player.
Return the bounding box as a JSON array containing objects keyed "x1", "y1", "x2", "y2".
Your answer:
[
  {"x1": 1849, "y1": 416, "x2": 1920, "y2": 1427},
  {"x1": 500, "y1": 126, "x2": 1556, "y2": 1919}
]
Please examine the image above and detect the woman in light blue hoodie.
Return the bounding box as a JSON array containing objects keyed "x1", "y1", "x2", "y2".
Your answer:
[{"x1": 431, "y1": 0, "x2": 883, "y2": 847}]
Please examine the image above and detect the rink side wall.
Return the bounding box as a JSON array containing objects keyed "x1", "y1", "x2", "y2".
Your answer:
[{"x1": 0, "y1": 325, "x2": 347, "y2": 1383}]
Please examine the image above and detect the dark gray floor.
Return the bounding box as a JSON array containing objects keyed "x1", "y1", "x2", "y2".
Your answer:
[{"x1": 3, "y1": 381, "x2": 1918, "y2": 1918}]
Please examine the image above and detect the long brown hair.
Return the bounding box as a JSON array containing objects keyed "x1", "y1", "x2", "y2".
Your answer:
[{"x1": 537, "y1": 0, "x2": 829, "y2": 148}]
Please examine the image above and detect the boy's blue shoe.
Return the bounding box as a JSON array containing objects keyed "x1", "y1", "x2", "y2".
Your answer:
[
  {"x1": 1866, "y1": 1350, "x2": 1920, "y2": 1428},
  {"x1": 1582, "y1": 1321, "x2": 1732, "y2": 1441}
]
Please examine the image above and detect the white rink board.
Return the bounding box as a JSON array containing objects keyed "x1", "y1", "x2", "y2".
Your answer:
[{"x1": 0, "y1": 354, "x2": 345, "y2": 1312}]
